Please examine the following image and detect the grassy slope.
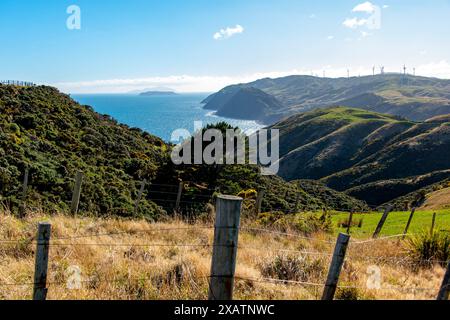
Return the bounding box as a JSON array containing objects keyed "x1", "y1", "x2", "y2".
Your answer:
[
  {"x1": 419, "y1": 187, "x2": 450, "y2": 210},
  {"x1": 0, "y1": 85, "x2": 367, "y2": 216},
  {"x1": 0, "y1": 210, "x2": 446, "y2": 300},
  {"x1": 269, "y1": 106, "x2": 450, "y2": 206},
  {"x1": 332, "y1": 209, "x2": 450, "y2": 237}
]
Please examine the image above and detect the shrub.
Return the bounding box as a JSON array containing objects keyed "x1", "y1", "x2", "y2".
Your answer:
[
  {"x1": 407, "y1": 231, "x2": 450, "y2": 267},
  {"x1": 338, "y1": 217, "x2": 363, "y2": 229},
  {"x1": 259, "y1": 254, "x2": 325, "y2": 283},
  {"x1": 273, "y1": 211, "x2": 333, "y2": 234},
  {"x1": 335, "y1": 287, "x2": 362, "y2": 300}
]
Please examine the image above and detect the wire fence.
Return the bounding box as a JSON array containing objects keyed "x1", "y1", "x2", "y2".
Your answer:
[
  {"x1": 1, "y1": 171, "x2": 450, "y2": 300},
  {"x1": 0, "y1": 218, "x2": 448, "y2": 300}
]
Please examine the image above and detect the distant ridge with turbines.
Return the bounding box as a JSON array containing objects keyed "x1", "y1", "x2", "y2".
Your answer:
[{"x1": 203, "y1": 73, "x2": 450, "y2": 124}]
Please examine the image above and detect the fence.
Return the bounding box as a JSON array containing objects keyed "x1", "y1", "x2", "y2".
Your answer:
[
  {"x1": 0, "y1": 194, "x2": 449, "y2": 301},
  {"x1": 1, "y1": 170, "x2": 450, "y2": 300}
]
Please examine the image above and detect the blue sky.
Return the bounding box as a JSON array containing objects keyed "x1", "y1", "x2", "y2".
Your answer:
[{"x1": 1, "y1": 0, "x2": 450, "y2": 93}]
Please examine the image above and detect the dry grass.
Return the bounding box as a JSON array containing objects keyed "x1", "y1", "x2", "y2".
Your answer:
[
  {"x1": 419, "y1": 187, "x2": 450, "y2": 210},
  {"x1": 0, "y1": 210, "x2": 446, "y2": 300}
]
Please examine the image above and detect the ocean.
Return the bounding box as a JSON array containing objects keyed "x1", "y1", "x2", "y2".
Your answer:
[{"x1": 71, "y1": 93, "x2": 264, "y2": 142}]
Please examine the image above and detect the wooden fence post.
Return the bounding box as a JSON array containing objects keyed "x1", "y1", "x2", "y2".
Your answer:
[
  {"x1": 33, "y1": 222, "x2": 51, "y2": 300},
  {"x1": 402, "y1": 207, "x2": 416, "y2": 240},
  {"x1": 437, "y1": 261, "x2": 450, "y2": 300},
  {"x1": 321, "y1": 233, "x2": 350, "y2": 300},
  {"x1": 346, "y1": 210, "x2": 354, "y2": 235},
  {"x1": 209, "y1": 195, "x2": 243, "y2": 300},
  {"x1": 372, "y1": 205, "x2": 392, "y2": 239},
  {"x1": 255, "y1": 190, "x2": 265, "y2": 215},
  {"x1": 430, "y1": 212, "x2": 437, "y2": 235},
  {"x1": 134, "y1": 179, "x2": 147, "y2": 215},
  {"x1": 175, "y1": 181, "x2": 183, "y2": 211},
  {"x1": 19, "y1": 168, "x2": 29, "y2": 218},
  {"x1": 70, "y1": 171, "x2": 83, "y2": 215}
]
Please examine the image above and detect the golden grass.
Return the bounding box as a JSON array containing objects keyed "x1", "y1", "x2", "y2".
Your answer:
[
  {"x1": 0, "y1": 210, "x2": 446, "y2": 300},
  {"x1": 419, "y1": 187, "x2": 450, "y2": 210}
]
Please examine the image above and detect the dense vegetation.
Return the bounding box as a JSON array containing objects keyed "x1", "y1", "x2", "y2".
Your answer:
[
  {"x1": 203, "y1": 74, "x2": 450, "y2": 123},
  {"x1": 0, "y1": 85, "x2": 366, "y2": 218},
  {"x1": 0, "y1": 85, "x2": 167, "y2": 216}
]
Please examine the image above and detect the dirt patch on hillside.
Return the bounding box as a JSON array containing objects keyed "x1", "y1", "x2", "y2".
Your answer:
[{"x1": 419, "y1": 187, "x2": 450, "y2": 210}]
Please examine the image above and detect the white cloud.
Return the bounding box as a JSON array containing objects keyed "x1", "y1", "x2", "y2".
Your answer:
[
  {"x1": 416, "y1": 60, "x2": 450, "y2": 78},
  {"x1": 360, "y1": 31, "x2": 371, "y2": 38},
  {"x1": 53, "y1": 70, "x2": 305, "y2": 94},
  {"x1": 213, "y1": 24, "x2": 244, "y2": 40},
  {"x1": 309, "y1": 14, "x2": 317, "y2": 19},
  {"x1": 327, "y1": 35, "x2": 334, "y2": 40},
  {"x1": 382, "y1": 5, "x2": 389, "y2": 9},
  {"x1": 343, "y1": 17, "x2": 369, "y2": 28},
  {"x1": 52, "y1": 61, "x2": 450, "y2": 94},
  {"x1": 353, "y1": 1, "x2": 377, "y2": 13}
]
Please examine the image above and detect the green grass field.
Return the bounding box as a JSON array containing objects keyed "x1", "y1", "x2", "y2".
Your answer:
[{"x1": 331, "y1": 209, "x2": 450, "y2": 238}]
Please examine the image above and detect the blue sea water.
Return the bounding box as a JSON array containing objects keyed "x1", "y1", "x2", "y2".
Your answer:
[{"x1": 72, "y1": 93, "x2": 264, "y2": 142}]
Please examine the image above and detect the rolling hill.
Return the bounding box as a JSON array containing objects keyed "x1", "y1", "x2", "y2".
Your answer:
[
  {"x1": 0, "y1": 84, "x2": 366, "y2": 216},
  {"x1": 269, "y1": 107, "x2": 450, "y2": 206},
  {"x1": 203, "y1": 74, "x2": 450, "y2": 124}
]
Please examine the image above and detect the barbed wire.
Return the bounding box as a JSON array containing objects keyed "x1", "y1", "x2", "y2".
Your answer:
[
  {"x1": 237, "y1": 246, "x2": 334, "y2": 257},
  {"x1": 241, "y1": 227, "x2": 337, "y2": 244}
]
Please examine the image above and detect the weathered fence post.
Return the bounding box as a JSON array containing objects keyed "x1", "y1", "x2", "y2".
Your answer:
[
  {"x1": 134, "y1": 179, "x2": 147, "y2": 215},
  {"x1": 175, "y1": 181, "x2": 183, "y2": 211},
  {"x1": 33, "y1": 222, "x2": 51, "y2": 300},
  {"x1": 209, "y1": 195, "x2": 243, "y2": 300},
  {"x1": 321, "y1": 233, "x2": 350, "y2": 300},
  {"x1": 71, "y1": 171, "x2": 83, "y2": 215},
  {"x1": 19, "y1": 168, "x2": 29, "y2": 218},
  {"x1": 346, "y1": 210, "x2": 354, "y2": 234},
  {"x1": 255, "y1": 190, "x2": 265, "y2": 215},
  {"x1": 402, "y1": 207, "x2": 416, "y2": 240},
  {"x1": 437, "y1": 261, "x2": 450, "y2": 300},
  {"x1": 372, "y1": 205, "x2": 393, "y2": 238},
  {"x1": 430, "y1": 212, "x2": 437, "y2": 235}
]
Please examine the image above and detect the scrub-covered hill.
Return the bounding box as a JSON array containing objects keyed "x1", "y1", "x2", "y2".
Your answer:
[
  {"x1": 204, "y1": 74, "x2": 450, "y2": 124},
  {"x1": 269, "y1": 107, "x2": 450, "y2": 206},
  {"x1": 0, "y1": 85, "x2": 367, "y2": 217}
]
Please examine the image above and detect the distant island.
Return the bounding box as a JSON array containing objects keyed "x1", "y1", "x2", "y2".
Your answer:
[{"x1": 139, "y1": 91, "x2": 178, "y2": 96}]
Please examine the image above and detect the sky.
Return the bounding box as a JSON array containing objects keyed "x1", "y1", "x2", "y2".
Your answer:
[{"x1": 1, "y1": 0, "x2": 450, "y2": 93}]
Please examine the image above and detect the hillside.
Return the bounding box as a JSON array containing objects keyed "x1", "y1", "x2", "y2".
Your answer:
[
  {"x1": 0, "y1": 85, "x2": 366, "y2": 216},
  {"x1": 213, "y1": 87, "x2": 286, "y2": 123},
  {"x1": 203, "y1": 74, "x2": 450, "y2": 124},
  {"x1": 0, "y1": 211, "x2": 447, "y2": 300},
  {"x1": 269, "y1": 107, "x2": 450, "y2": 206},
  {"x1": 0, "y1": 85, "x2": 168, "y2": 216},
  {"x1": 386, "y1": 178, "x2": 450, "y2": 210},
  {"x1": 419, "y1": 187, "x2": 450, "y2": 210}
]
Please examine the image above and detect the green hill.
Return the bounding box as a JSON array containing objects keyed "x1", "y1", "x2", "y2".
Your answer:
[
  {"x1": 269, "y1": 107, "x2": 450, "y2": 206},
  {"x1": 0, "y1": 85, "x2": 366, "y2": 216},
  {"x1": 203, "y1": 74, "x2": 450, "y2": 124},
  {"x1": 213, "y1": 87, "x2": 286, "y2": 123}
]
